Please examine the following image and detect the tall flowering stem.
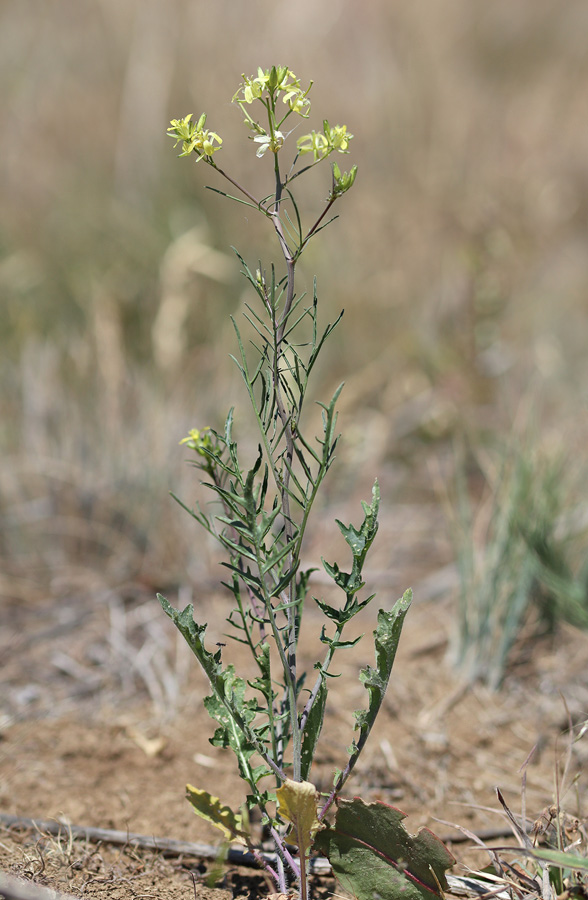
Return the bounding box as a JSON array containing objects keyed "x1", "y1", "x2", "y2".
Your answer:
[{"x1": 161, "y1": 66, "x2": 412, "y2": 899}]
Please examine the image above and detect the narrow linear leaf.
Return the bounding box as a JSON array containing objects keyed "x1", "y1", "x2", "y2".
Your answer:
[
  {"x1": 206, "y1": 186, "x2": 264, "y2": 211},
  {"x1": 517, "y1": 847, "x2": 588, "y2": 873}
]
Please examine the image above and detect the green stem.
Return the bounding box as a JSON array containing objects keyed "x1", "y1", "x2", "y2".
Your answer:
[
  {"x1": 298, "y1": 622, "x2": 344, "y2": 735},
  {"x1": 252, "y1": 540, "x2": 297, "y2": 776},
  {"x1": 208, "y1": 160, "x2": 267, "y2": 213},
  {"x1": 265, "y1": 131, "x2": 303, "y2": 783},
  {"x1": 296, "y1": 196, "x2": 337, "y2": 259}
]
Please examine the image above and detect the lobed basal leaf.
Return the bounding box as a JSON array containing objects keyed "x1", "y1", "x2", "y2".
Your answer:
[{"x1": 315, "y1": 797, "x2": 455, "y2": 900}]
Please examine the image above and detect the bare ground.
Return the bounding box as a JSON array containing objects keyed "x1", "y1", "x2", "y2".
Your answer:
[{"x1": 1, "y1": 493, "x2": 588, "y2": 900}]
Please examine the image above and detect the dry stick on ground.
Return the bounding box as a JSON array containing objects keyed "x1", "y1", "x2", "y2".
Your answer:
[
  {"x1": 0, "y1": 813, "x2": 518, "y2": 865},
  {"x1": 0, "y1": 815, "x2": 269, "y2": 868},
  {"x1": 0, "y1": 815, "x2": 332, "y2": 875},
  {"x1": 0, "y1": 872, "x2": 82, "y2": 900}
]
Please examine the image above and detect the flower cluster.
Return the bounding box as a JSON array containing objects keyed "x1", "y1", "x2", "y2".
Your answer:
[
  {"x1": 180, "y1": 426, "x2": 222, "y2": 475},
  {"x1": 232, "y1": 66, "x2": 312, "y2": 117},
  {"x1": 297, "y1": 120, "x2": 353, "y2": 161},
  {"x1": 167, "y1": 114, "x2": 223, "y2": 161},
  {"x1": 166, "y1": 66, "x2": 357, "y2": 204}
]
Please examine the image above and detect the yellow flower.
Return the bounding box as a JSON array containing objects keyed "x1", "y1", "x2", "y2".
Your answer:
[
  {"x1": 180, "y1": 427, "x2": 214, "y2": 457},
  {"x1": 198, "y1": 130, "x2": 223, "y2": 158},
  {"x1": 326, "y1": 123, "x2": 352, "y2": 152},
  {"x1": 232, "y1": 66, "x2": 311, "y2": 114},
  {"x1": 167, "y1": 114, "x2": 223, "y2": 160},
  {"x1": 283, "y1": 89, "x2": 311, "y2": 117},
  {"x1": 297, "y1": 131, "x2": 329, "y2": 161},
  {"x1": 253, "y1": 130, "x2": 285, "y2": 157},
  {"x1": 297, "y1": 121, "x2": 353, "y2": 162},
  {"x1": 232, "y1": 67, "x2": 269, "y2": 104}
]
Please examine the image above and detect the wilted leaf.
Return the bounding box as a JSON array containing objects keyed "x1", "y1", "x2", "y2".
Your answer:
[
  {"x1": 276, "y1": 779, "x2": 324, "y2": 861},
  {"x1": 125, "y1": 727, "x2": 166, "y2": 758},
  {"x1": 186, "y1": 784, "x2": 248, "y2": 843},
  {"x1": 315, "y1": 797, "x2": 454, "y2": 900}
]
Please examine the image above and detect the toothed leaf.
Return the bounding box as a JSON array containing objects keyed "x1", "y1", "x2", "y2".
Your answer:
[
  {"x1": 315, "y1": 797, "x2": 454, "y2": 900},
  {"x1": 353, "y1": 590, "x2": 412, "y2": 736}
]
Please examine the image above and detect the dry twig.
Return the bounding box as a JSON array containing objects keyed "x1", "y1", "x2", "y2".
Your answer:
[{"x1": 0, "y1": 872, "x2": 81, "y2": 900}]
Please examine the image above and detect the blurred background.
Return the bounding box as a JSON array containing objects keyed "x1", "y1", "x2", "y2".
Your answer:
[{"x1": 2, "y1": 0, "x2": 588, "y2": 692}]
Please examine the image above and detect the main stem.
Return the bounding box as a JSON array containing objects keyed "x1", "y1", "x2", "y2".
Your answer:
[
  {"x1": 207, "y1": 147, "x2": 303, "y2": 783},
  {"x1": 270, "y1": 143, "x2": 302, "y2": 784}
]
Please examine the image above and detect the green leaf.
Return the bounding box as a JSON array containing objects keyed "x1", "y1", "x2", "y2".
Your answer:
[
  {"x1": 206, "y1": 186, "x2": 264, "y2": 211},
  {"x1": 158, "y1": 596, "x2": 275, "y2": 780},
  {"x1": 321, "y1": 558, "x2": 364, "y2": 595},
  {"x1": 260, "y1": 539, "x2": 292, "y2": 575},
  {"x1": 300, "y1": 675, "x2": 327, "y2": 782},
  {"x1": 524, "y1": 847, "x2": 588, "y2": 873},
  {"x1": 319, "y1": 626, "x2": 363, "y2": 650},
  {"x1": 336, "y1": 520, "x2": 367, "y2": 557},
  {"x1": 170, "y1": 492, "x2": 213, "y2": 531},
  {"x1": 314, "y1": 797, "x2": 454, "y2": 900},
  {"x1": 215, "y1": 514, "x2": 254, "y2": 541},
  {"x1": 314, "y1": 589, "x2": 374, "y2": 625},
  {"x1": 220, "y1": 562, "x2": 262, "y2": 591},
  {"x1": 322, "y1": 480, "x2": 381, "y2": 599},
  {"x1": 313, "y1": 596, "x2": 345, "y2": 623},
  {"x1": 204, "y1": 684, "x2": 270, "y2": 787},
  {"x1": 248, "y1": 642, "x2": 275, "y2": 705},
  {"x1": 207, "y1": 481, "x2": 249, "y2": 515},
  {"x1": 216, "y1": 532, "x2": 258, "y2": 563},
  {"x1": 337, "y1": 480, "x2": 379, "y2": 566},
  {"x1": 296, "y1": 567, "x2": 317, "y2": 603},
  {"x1": 354, "y1": 591, "x2": 412, "y2": 736}
]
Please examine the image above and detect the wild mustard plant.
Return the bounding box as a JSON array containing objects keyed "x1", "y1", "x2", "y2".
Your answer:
[{"x1": 159, "y1": 67, "x2": 452, "y2": 900}]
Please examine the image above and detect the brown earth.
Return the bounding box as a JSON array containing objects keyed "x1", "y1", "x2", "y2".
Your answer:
[{"x1": 1, "y1": 498, "x2": 588, "y2": 900}]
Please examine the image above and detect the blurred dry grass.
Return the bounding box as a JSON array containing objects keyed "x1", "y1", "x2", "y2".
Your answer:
[{"x1": 1, "y1": 0, "x2": 588, "y2": 621}]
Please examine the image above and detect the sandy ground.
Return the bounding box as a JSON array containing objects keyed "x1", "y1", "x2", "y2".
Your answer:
[{"x1": 2, "y1": 545, "x2": 588, "y2": 900}]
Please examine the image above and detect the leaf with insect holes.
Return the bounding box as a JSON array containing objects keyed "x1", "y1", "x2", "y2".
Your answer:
[
  {"x1": 300, "y1": 675, "x2": 327, "y2": 782},
  {"x1": 204, "y1": 671, "x2": 271, "y2": 787},
  {"x1": 315, "y1": 797, "x2": 455, "y2": 900},
  {"x1": 353, "y1": 590, "x2": 412, "y2": 739},
  {"x1": 158, "y1": 596, "x2": 271, "y2": 773},
  {"x1": 186, "y1": 785, "x2": 248, "y2": 843}
]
